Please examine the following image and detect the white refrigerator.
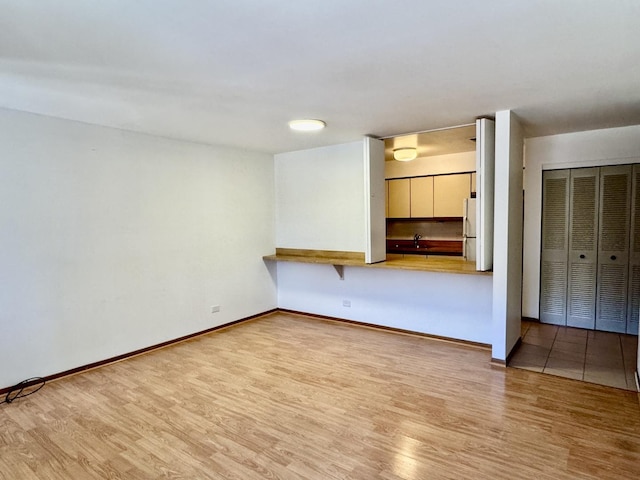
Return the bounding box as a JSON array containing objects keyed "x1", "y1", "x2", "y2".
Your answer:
[{"x1": 463, "y1": 198, "x2": 477, "y2": 263}]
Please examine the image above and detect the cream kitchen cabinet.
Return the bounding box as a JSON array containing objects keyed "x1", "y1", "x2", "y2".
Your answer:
[
  {"x1": 410, "y1": 176, "x2": 434, "y2": 218},
  {"x1": 433, "y1": 174, "x2": 471, "y2": 217},
  {"x1": 386, "y1": 173, "x2": 473, "y2": 218},
  {"x1": 387, "y1": 178, "x2": 410, "y2": 218}
]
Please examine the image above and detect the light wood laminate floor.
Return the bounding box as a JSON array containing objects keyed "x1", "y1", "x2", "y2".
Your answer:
[{"x1": 1, "y1": 312, "x2": 639, "y2": 479}]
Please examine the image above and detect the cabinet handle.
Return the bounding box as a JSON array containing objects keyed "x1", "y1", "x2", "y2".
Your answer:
[
  {"x1": 579, "y1": 254, "x2": 585, "y2": 259},
  {"x1": 611, "y1": 255, "x2": 617, "y2": 261}
]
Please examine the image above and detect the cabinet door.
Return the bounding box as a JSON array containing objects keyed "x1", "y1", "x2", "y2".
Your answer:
[
  {"x1": 410, "y1": 176, "x2": 433, "y2": 217},
  {"x1": 433, "y1": 174, "x2": 471, "y2": 217},
  {"x1": 471, "y1": 172, "x2": 477, "y2": 196},
  {"x1": 627, "y1": 164, "x2": 640, "y2": 335},
  {"x1": 387, "y1": 178, "x2": 410, "y2": 218},
  {"x1": 567, "y1": 168, "x2": 599, "y2": 329},
  {"x1": 596, "y1": 165, "x2": 631, "y2": 333},
  {"x1": 540, "y1": 169, "x2": 570, "y2": 325}
]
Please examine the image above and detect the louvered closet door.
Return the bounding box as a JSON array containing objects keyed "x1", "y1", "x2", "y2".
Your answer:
[
  {"x1": 626, "y1": 164, "x2": 640, "y2": 334},
  {"x1": 596, "y1": 165, "x2": 632, "y2": 333},
  {"x1": 567, "y1": 168, "x2": 599, "y2": 329},
  {"x1": 540, "y1": 169, "x2": 570, "y2": 325}
]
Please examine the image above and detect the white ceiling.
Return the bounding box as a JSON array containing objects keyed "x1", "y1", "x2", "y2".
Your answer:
[{"x1": 1, "y1": 1, "x2": 639, "y2": 154}]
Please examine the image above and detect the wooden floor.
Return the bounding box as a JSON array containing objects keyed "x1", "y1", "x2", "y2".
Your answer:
[{"x1": 1, "y1": 312, "x2": 639, "y2": 479}]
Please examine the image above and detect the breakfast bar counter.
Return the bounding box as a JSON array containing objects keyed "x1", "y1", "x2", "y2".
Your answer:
[{"x1": 263, "y1": 249, "x2": 491, "y2": 276}]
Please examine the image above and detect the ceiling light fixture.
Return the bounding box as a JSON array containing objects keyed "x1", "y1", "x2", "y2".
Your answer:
[
  {"x1": 393, "y1": 147, "x2": 418, "y2": 162},
  {"x1": 288, "y1": 119, "x2": 326, "y2": 131}
]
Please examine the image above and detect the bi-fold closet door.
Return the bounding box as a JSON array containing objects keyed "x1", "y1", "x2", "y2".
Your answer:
[
  {"x1": 540, "y1": 169, "x2": 570, "y2": 326},
  {"x1": 596, "y1": 166, "x2": 631, "y2": 332},
  {"x1": 540, "y1": 164, "x2": 639, "y2": 334},
  {"x1": 567, "y1": 167, "x2": 599, "y2": 329}
]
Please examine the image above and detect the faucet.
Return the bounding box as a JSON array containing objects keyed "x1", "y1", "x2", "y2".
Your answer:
[{"x1": 414, "y1": 233, "x2": 422, "y2": 247}]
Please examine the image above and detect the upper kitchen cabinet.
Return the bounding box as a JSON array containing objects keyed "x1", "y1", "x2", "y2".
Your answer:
[
  {"x1": 410, "y1": 176, "x2": 434, "y2": 217},
  {"x1": 433, "y1": 173, "x2": 471, "y2": 217},
  {"x1": 384, "y1": 124, "x2": 477, "y2": 220},
  {"x1": 385, "y1": 173, "x2": 472, "y2": 218},
  {"x1": 388, "y1": 178, "x2": 410, "y2": 218}
]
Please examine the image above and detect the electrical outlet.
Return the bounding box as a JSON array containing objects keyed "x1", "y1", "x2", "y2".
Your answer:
[
  {"x1": 211, "y1": 305, "x2": 220, "y2": 313},
  {"x1": 342, "y1": 300, "x2": 351, "y2": 307}
]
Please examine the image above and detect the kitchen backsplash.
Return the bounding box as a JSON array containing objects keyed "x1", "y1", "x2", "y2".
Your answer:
[{"x1": 386, "y1": 219, "x2": 463, "y2": 239}]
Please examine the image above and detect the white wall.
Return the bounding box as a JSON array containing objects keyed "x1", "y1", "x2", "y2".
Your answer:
[
  {"x1": 492, "y1": 110, "x2": 524, "y2": 361},
  {"x1": 0, "y1": 109, "x2": 276, "y2": 390},
  {"x1": 275, "y1": 142, "x2": 365, "y2": 252},
  {"x1": 385, "y1": 151, "x2": 475, "y2": 179},
  {"x1": 277, "y1": 262, "x2": 493, "y2": 344},
  {"x1": 274, "y1": 141, "x2": 492, "y2": 343},
  {"x1": 523, "y1": 125, "x2": 640, "y2": 319}
]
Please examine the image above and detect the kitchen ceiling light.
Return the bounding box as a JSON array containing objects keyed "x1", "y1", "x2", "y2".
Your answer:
[
  {"x1": 288, "y1": 119, "x2": 326, "y2": 131},
  {"x1": 393, "y1": 147, "x2": 418, "y2": 162}
]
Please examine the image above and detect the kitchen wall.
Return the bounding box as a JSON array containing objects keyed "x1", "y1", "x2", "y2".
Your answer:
[
  {"x1": 386, "y1": 220, "x2": 462, "y2": 240},
  {"x1": 0, "y1": 109, "x2": 276, "y2": 390},
  {"x1": 275, "y1": 142, "x2": 365, "y2": 252},
  {"x1": 385, "y1": 151, "x2": 475, "y2": 179},
  {"x1": 522, "y1": 124, "x2": 640, "y2": 319}
]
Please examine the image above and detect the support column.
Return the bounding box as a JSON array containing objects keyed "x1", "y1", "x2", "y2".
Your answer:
[{"x1": 492, "y1": 110, "x2": 524, "y2": 362}]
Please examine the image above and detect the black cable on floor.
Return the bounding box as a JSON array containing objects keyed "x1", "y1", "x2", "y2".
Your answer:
[{"x1": 0, "y1": 377, "x2": 45, "y2": 405}]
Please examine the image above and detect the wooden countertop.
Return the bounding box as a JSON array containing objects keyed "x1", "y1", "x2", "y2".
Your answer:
[{"x1": 263, "y1": 249, "x2": 492, "y2": 276}]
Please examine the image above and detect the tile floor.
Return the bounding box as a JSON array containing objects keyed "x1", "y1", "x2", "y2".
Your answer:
[{"x1": 509, "y1": 320, "x2": 638, "y2": 391}]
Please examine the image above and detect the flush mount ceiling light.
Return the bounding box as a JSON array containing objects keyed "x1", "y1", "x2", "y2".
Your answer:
[
  {"x1": 393, "y1": 147, "x2": 418, "y2": 162},
  {"x1": 288, "y1": 119, "x2": 326, "y2": 131}
]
